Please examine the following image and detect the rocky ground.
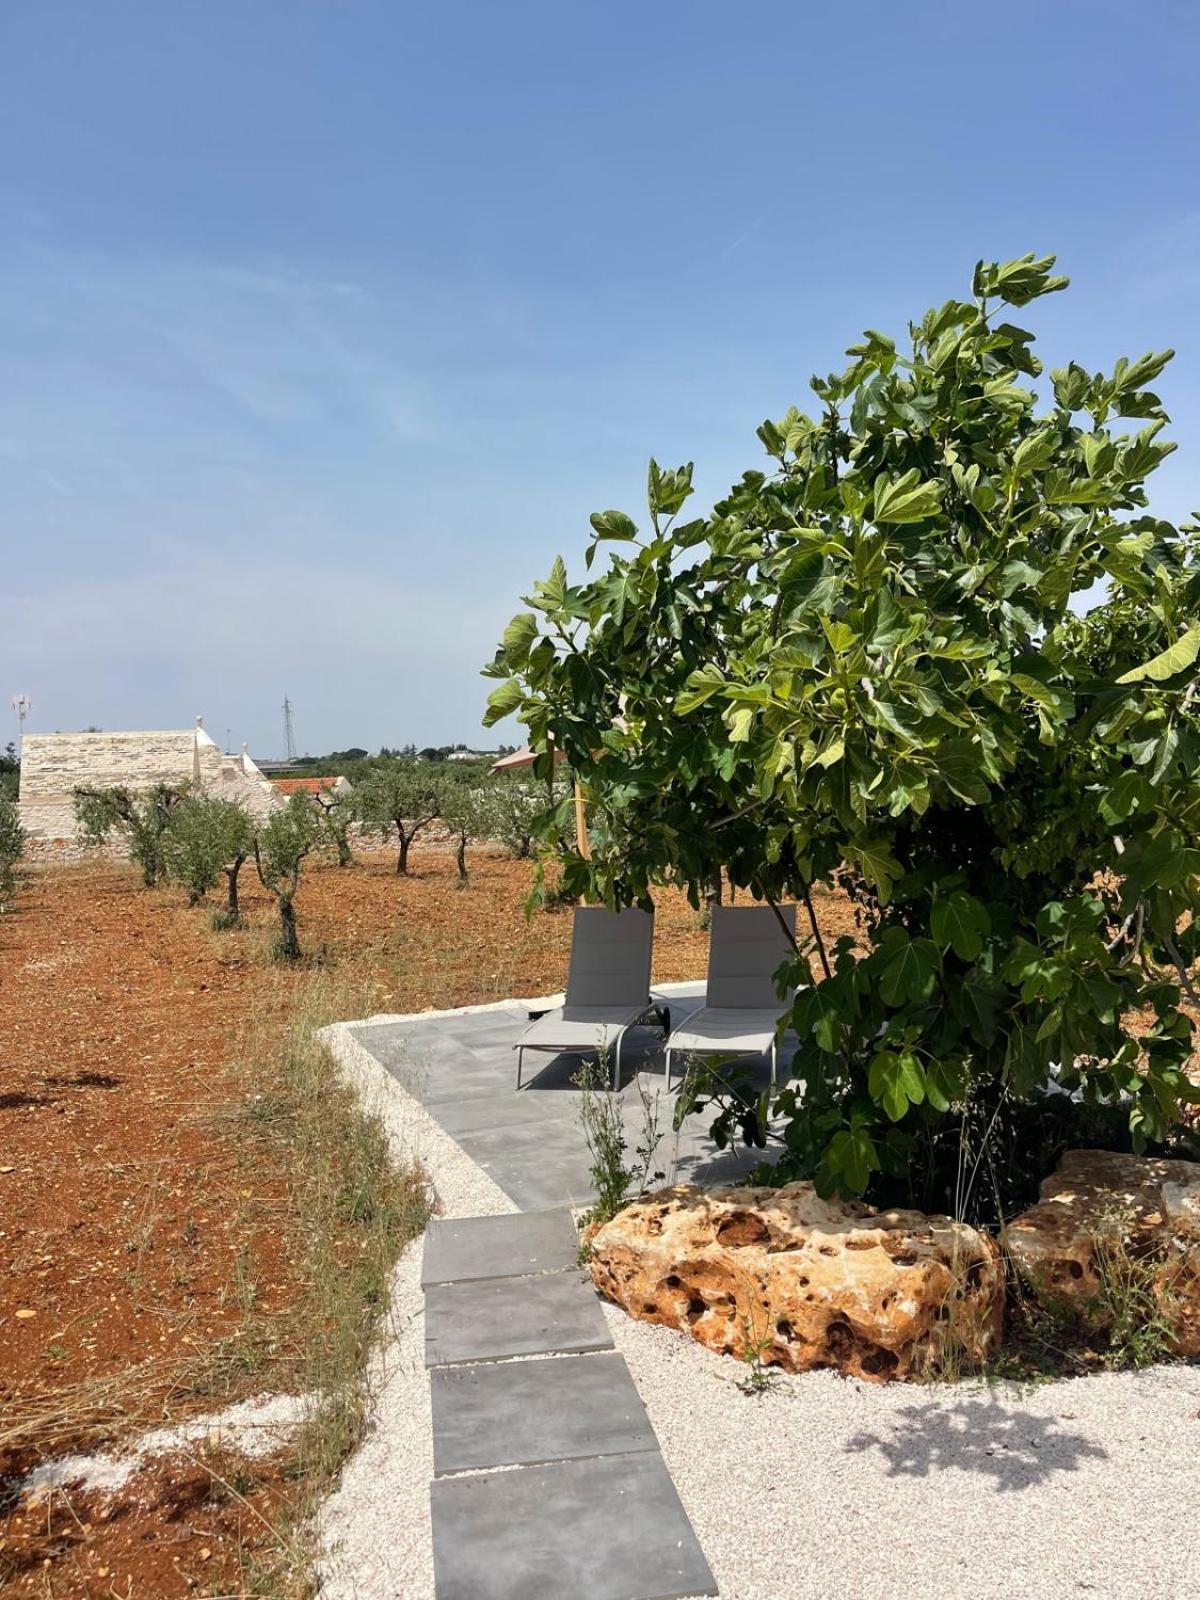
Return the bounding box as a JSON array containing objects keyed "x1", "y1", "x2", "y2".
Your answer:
[{"x1": 0, "y1": 847, "x2": 768, "y2": 1596}]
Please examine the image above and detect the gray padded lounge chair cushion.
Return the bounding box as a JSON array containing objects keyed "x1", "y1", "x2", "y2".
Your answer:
[
  {"x1": 563, "y1": 907, "x2": 654, "y2": 1009},
  {"x1": 704, "y1": 904, "x2": 795, "y2": 1010}
]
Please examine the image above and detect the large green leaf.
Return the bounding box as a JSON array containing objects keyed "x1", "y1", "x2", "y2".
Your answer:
[
  {"x1": 1116, "y1": 626, "x2": 1200, "y2": 684},
  {"x1": 872, "y1": 469, "x2": 944, "y2": 525},
  {"x1": 501, "y1": 612, "x2": 538, "y2": 662},
  {"x1": 880, "y1": 937, "x2": 940, "y2": 1005},
  {"x1": 930, "y1": 891, "x2": 991, "y2": 961},
  {"x1": 868, "y1": 1049, "x2": 926, "y2": 1121},
  {"x1": 675, "y1": 668, "x2": 727, "y2": 715},
  {"x1": 482, "y1": 679, "x2": 524, "y2": 727},
  {"x1": 589, "y1": 509, "x2": 638, "y2": 541}
]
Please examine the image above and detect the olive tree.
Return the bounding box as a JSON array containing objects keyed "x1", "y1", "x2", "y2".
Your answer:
[
  {"x1": 254, "y1": 795, "x2": 321, "y2": 961},
  {"x1": 0, "y1": 793, "x2": 25, "y2": 906},
  {"x1": 162, "y1": 795, "x2": 256, "y2": 922},
  {"x1": 315, "y1": 784, "x2": 355, "y2": 867},
  {"x1": 486, "y1": 253, "x2": 1200, "y2": 1214},
  {"x1": 438, "y1": 780, "x2": 487, "y2": 886},
  {"x1": 74, "y1": 784, "x2": 184, "y2": 887},
  {"x1": 354, "y1": 761, "x2": 443, "y2": 874},
  {"x1": 477, "y1": 774, "x2": 567, "y2": 859}
]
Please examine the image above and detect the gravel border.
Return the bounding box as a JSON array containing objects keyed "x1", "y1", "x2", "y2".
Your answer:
[{"x1": 317, "y1": 1004, "x2": 1200, "y2": 1600}]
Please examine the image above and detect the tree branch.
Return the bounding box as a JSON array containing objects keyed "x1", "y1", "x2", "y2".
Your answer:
[
  {"x1": 1164, "y1": 932, "x2": 1200, "y2": 1007},
  {"x1": 799, "y1": 882, "x2": 834, "y2": 981}
]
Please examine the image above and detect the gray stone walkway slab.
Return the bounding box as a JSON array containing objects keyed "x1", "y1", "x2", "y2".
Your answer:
[
  {"x1": 352, "y1": 985, "x2": 789, "y2": 1215},
  {"x1": 420, "y1": 1209, "x2": 580, "y2": 1286},
  {"x1": 424, "y1": 1271, "x2": 613, "y2": 1367},
  {"x1": 430, "y1": 1449, "x2": 718, "y2": 1600},
  {"x1": 430, "y1": 1350, "x2": 658, "y2": 1475},
  {"x1": 434, "y1": 1092, "x2": 565, "y2": 1137}
]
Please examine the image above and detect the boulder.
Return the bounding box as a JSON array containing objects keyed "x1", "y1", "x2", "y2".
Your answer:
[
  {"x1": 588, "y1": 1182, "x2": 1003, "y2": 1381},
  {"x1": 1005, "y1": 1148, "x2": 1200, "y2": 1356}
]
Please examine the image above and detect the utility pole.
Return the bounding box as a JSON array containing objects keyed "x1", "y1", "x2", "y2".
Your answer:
[
  {"x1": 10, "y1": 694, "x2": 31, "y2": 756},
  {"x1": 282, "y1": 695, "x2": 297, "y2": 763}
]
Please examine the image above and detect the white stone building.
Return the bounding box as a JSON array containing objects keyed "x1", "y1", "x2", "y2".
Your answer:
[{"x1": 18, "y1": 719, "x2": 282, "y2": 855}]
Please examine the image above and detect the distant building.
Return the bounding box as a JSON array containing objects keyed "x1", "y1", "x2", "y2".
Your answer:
[
  {"x1": 18, "y1": 718, "x2": 281, "y2": 854},
  {"x1": 447, "y1": 749, "x2": 500, "y2": 763},
  {"x1": 269, "y1": 775, "x2": 353, "y2": 797}
]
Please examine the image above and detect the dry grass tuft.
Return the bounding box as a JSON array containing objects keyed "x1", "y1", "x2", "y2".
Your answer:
[{"x1": 218, "y1": 970, "x2": 433, "y2": 1595}]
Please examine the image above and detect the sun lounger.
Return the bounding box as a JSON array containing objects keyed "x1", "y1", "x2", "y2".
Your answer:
[
  {"x1": 514, "y1": 906, "x2": 667, "y2": 1091},
  {"x1": 664, "y1": 904, "x2": 796, "y2": 1092}
]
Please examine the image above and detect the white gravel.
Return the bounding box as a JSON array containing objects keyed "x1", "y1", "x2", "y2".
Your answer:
[
  {"x1": 19, "y1": 1391, "x2": 311, "y2": 1499},
  {"x1": 317, "y1": 1003, "x2": 1200, "y2": 1600},
  {"x1": 315, "y1": 1009, "x2": 518, "y2": 1600}
]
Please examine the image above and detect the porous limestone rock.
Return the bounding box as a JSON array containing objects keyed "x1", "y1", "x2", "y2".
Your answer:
[
  {"x1": 588, "y1": 1182, "x2": 1003, "y2": 1381},
  {"x1": 1005, "y1": 1148, "x2": 1200, "y2": 1356}
]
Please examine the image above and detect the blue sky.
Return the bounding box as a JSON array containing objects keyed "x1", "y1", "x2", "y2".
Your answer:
[{"x1": 2, "y1": 1, "x2": 1198, "y2": 757}]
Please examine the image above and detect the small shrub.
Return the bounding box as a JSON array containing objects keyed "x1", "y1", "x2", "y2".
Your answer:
[
  {"x1": 0, "y1": 793, "x2": 25, "y2": 905},
  {"x1": 574, "y1": 1054, "x2": 664, "y2": 1232}
]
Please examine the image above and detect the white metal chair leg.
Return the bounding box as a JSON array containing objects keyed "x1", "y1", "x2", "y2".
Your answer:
[
  {"x1": 664, "y1": 1048, "x2": 672, "y2": 1094},
  {"x1": 613, "y1": 1032, "x2": 622, "y2": 1093},
  {"x1": 770, "y1": 1039, "x2": 777, "y2": 1092},
  {"x1": 516, "y1": 1046, "x2": 523, "y2": 1090}
]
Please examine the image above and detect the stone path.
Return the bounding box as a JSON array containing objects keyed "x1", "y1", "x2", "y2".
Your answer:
[
  {"x1": 421, "y1": 1210, "x2": 717, "y2": 1600},
  {"x1": 353, "y1": 984, "x2": 785, "y2": 1211}
]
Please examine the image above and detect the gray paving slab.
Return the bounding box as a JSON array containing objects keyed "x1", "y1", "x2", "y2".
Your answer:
[
  {"x1": 430, "y1": 1350, "x2": 657, "y2": 1475},
  {"x1": 434, "y1": 1091, "x2": 567, "y2": 1137},
  {"x1": 424, "y1": 1271, "x2": 612, "y2": 1366},
  {"x1": 430, "y1": 1449, "x2": 718, "y2": 1600},
  {"x1": 420, "y1": 1209, "x2": 580, "y2": 1287},
  {"x1": 467, "y1": 1153, "x2": 598, "y2": 1212},
  {"x1": 453, "y1": 1117, "x2": 585, "y2": 1164},
  {"x1": 436, "y1": 1016, "x2": 527, "y2": 1046}
]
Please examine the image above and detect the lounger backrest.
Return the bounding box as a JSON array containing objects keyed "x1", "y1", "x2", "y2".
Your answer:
[
  {"x1": 564, "y1": 906, "x2": 654, "y2": 1009},
  {"x1": 706, "y1": 904, "x2": 796, "y2": 1011}
]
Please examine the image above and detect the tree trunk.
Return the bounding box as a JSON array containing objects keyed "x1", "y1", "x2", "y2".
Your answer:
[
  {"x1": 706, "y1": 869, "x2": 724, "y2": 915},
  {"x1": 336, "y1": 833, "x2": 353, "y2": 868},
  {"x1": 277, "y1": 894, "x2": 300, "y2": 960},
  {"x1": 226, "y1": 855, "x2": 245, "y2": 920},
  {"x1": 396, "y1": 826, "x2": 410, "y2": 875},
  {"x1": 455, "y1": 833, "x2": 468, "y2": 885}
]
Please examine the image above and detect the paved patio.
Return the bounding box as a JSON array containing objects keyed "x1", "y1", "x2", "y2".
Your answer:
[{"x1": 351, "y1": 982, "x2": 786, "y2": 1211}]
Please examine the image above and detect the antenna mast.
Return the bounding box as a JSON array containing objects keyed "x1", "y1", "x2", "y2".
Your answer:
[
  {"x1": 10, "y1": 694, "x2": 31, "y2": 755},
  {"x1": 282, "y1": 695, "x2": 297, "y2": 762}
]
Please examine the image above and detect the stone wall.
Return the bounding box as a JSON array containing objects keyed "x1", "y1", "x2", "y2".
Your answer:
[{"x1": 18, "y1": 724, "x2": 281, "y2": 856}]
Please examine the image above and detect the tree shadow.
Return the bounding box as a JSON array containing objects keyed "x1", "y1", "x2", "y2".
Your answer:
[
  {"x1": 845, "y1": 1396, "x2": 1108, "y2": 1490},
  {"x1": 0, "y1": 1091, "x2": 52, "y2": 1109},
  {"x1": 43, "y1": 1072, "x2": 122, "y2": 1089}
]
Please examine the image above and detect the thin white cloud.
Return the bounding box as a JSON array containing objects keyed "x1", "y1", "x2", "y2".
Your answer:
[{"x1": 3, "y1": 561, "x2": 510, "y2": 752}]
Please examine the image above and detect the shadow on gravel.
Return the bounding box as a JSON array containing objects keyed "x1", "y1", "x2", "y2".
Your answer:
[{"x1": 845, "y1": 1398, "x2": 1107, "y2": 1489}]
